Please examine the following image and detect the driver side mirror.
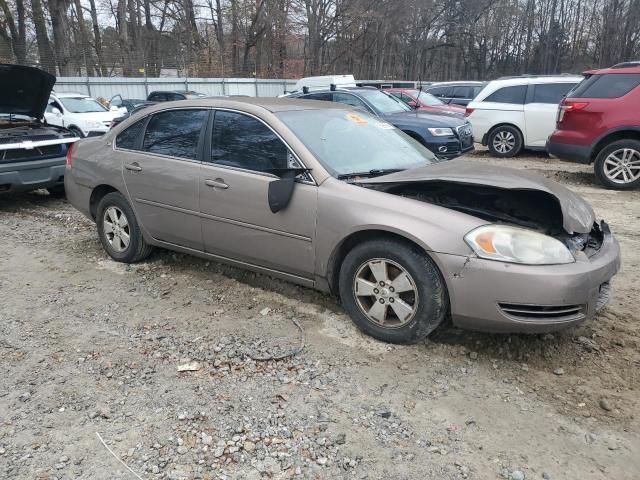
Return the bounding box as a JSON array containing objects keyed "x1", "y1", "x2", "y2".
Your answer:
[
  {"x1": 266, "y1": 168, "x2": 311, "y2": 213},
  {"x1": 407, "y1": 100, "x2": 418, "y2": 109},
  {"x1": 51, "y1": 107, "x2": 62, "y2": 116}
]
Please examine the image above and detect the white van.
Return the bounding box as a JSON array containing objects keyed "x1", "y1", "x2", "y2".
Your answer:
[{"x1": 465, "y1": 75, "x2": 582, "y2": 157}]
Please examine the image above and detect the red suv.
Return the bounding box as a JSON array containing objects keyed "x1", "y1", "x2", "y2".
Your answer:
[{"x1": 548, "y1": 62, "x2": 640, "y2": 189}]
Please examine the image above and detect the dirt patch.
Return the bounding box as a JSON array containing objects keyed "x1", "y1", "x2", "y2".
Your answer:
[{"x1": 1, "y1": 154, "x2": 639, "y2": 479}]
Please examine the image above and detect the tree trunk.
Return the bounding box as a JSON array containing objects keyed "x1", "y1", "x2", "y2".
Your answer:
[{"x1": 31, "y1": 0, "x2": 56, "y2": 74}]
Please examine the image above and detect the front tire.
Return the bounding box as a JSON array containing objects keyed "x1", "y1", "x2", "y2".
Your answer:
[
  {"x1": 96, "y1": 192, "x2": 153, "y2": 263},
  {"x1": 338, "y1": 239, "x2": 448, "y2": 344},
  {"x1": 69, "y1": 127, "x2": 84, "y2": 139},
  {"x1": 594, "y1": 139, "x2": 640, "y2": 190},
  {"x1": 487, "y1": 125, "x2": 523, "y2": 158}
]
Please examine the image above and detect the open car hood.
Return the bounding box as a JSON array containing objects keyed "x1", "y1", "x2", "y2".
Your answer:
[
  {"x1": 360, "y1": 160, "x2": 596, "y2": 234},
  {"x1": 0, "y1": 64, "x2": 56, "y2": 119}
]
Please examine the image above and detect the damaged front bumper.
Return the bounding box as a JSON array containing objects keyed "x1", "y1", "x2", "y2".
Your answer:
[{"x1": 436, "y1": 223, "x2": 621, "y2": 333}]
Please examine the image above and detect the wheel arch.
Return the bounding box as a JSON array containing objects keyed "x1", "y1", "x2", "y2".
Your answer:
[
  {"x1": 485, "y1": 122, "x2": 524, "y2": 146},
  {"x1": 325, "y1": 229, "x2": 446, "y2": 296},
  {"x1": 590, "y1": 128, "x2": 640, "y2": 163},
  {"x1": 90, "y1": 184, "x2": 120, "y2": 220}
]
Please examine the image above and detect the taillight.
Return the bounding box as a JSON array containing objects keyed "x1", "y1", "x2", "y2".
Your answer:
[
  {"x1": 66, "y1": 143, "x2": 74, "y2": 166},
  {"x1": 464, "y1": 107, "x2": 474, "y2": 117},
  {"x1": 557, "y1": 101, "x2": 589, "y2": 123}
]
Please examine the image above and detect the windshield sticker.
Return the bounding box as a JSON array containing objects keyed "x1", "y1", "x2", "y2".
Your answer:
[{"x1": 345, "y1": 112, "x2": 368, "y2": 125}]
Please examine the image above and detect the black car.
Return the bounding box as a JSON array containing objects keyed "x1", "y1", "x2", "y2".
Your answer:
[
  {"x1": 146, "y1": 90, "x2": 206, "y2": 102},
  {"x1": 109, "y1": 95, "x2": 153, "y2": 113},
  {"x1": 423, "y1": 82, "x2": 486, "y2": 106},
  {"x1": 288, "y1": 87, "x2": 473, "y2": 158},
  {"x1": 0, "y1": 64, "x2": 77, "y2": 195}
]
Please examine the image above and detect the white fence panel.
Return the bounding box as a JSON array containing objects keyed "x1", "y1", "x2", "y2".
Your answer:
[{"x1": 53, "y1": 77, "x2": 298, "y2": 100}]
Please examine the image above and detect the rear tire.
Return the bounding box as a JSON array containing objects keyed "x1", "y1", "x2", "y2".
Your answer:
[
  {"x1": 487, "y1": 125, "x2": 523, "y2": 158},
  {"x1": 338, "y1": 239, "x2": 448, "y2": 344},
  {"x1": 594, "y1": 139, "x2": 640, "y2": 190},
  {"x1": 96, "y1": 192, "x2": 153, "y2": 263}
]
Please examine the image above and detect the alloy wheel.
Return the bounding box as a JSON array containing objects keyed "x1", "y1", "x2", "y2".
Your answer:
[
  {"x1": 103, "y1": 206, "x2": 131, "y2": 252},
  {"x1": 492, "y1": 130, "x2": 516, "y2": 154},
  {"x1": 603, "y1": 148, "x2": 640, "y2": 184},
  {"x1": 353, "y1": 258, "x2": 419, "y2": 328}
]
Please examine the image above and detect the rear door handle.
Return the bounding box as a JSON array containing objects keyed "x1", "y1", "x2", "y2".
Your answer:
[
  {"x1": 205, "y1": 178, "x2": 229, "y2": 189},
  {"x1": 124, "y1": 162, "x2": 142, "y2": 172}
]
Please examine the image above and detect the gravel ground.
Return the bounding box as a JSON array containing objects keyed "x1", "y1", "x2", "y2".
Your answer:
[{"x1": 0, "y1": 152, "x2": 638, "y2": 480}]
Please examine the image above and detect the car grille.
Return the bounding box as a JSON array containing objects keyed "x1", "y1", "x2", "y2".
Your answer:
[
  {"x1": 456, "y1": 124, "x2": 473, "y2": 147},
  {"x1": 0, "y1": 134, "x2": 60, "y2": 144},
  {"x1": 498, "y1": 303, "x2": 586, "y2": 322},
  {"x1": 0, "y1": 144, "x2": 64, "y2": 162}
]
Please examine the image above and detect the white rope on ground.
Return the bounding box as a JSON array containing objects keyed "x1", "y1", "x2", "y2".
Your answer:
[{"x1": 96, "y1": 431, "x2": 145, "y2": 480}]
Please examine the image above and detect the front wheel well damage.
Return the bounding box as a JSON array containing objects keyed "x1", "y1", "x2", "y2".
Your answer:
[
  {"x1": 90, "y1": 184, "x2": 119, "y2": 219},
  {"x1": 327, "y1": 230, "x2": 430, "y2": 295}
]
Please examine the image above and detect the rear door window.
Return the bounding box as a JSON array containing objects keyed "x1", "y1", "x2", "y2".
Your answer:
[
  {"x1": 569, "y1": 73, "x2": 640, "y2": 98},
  {"x1": 142, "y1": 109, "x2": 208, "y2": 159},
  {"x1": 531, "y1": 83, "x2": 577, "y2": 103},
  {"x1": 484, "y1": 85, "x2": 527, "y2": 104},
  {"x1": 451, "y1": 86, "x2": 473, "y2": 99},
  {"x1": 210, "y1": 110, "x2": 288, "y2": 172},
  {"x1": 427, "y1": 86, "x2": 450, "y2": 98},
  {"x1": 301, "y1": 93, "x2": 333, "y2": 101},
  {"x1": 333, "y1": 92, "x2": 370, "y2": 111},
  {"x1": 116, "y1": 119, "x2": 146, "y2": 150}
]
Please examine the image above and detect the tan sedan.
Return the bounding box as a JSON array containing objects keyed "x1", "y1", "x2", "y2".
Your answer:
[{"x1": 64, "y1": 98, "x2": 620, "y2": 343}]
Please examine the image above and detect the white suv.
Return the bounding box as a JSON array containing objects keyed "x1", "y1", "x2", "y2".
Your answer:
[
  {"x1": 45, "y1": 92, "x2": 122, "y2": 138},
  {"x1": 465, "y1": 76, "x2": 582, "y2": 157}
]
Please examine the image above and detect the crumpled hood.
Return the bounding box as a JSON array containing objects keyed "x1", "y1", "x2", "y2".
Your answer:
[
  {"x1": 361, "y1": 160, "x2": 596, "y2": 234},
  {"x1": 0, "y1": 64, "x2": 56, "y2": 119}
]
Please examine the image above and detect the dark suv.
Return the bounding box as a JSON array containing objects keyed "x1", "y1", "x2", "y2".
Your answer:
[
  {"x1": 146, "y1": 90, "x2": 206, "y2": 102},
  {"x1": 548, "y1": 62, "x2": 640, "y2": 190},
  {"x1": 288, "y1": 87, "x2": 473, "y2": 159}
]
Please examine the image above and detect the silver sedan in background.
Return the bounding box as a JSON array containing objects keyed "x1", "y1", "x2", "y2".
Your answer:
[{"x1": 64, "y1": 98, "x2": 620, "y2": 343}]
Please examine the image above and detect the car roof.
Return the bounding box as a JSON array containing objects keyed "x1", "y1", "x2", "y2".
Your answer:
[
  {"x1": 426, "y1": 81, "x2": 485, "y2": 86},
  {"x1": 137, "y1": 97, "x2": 351, "y2": 114},
  {"x1": 486, "y1": 75, "x2": 583, "y2": 86},
  {"x1": 584, "y1": 62, "x2": 640, "y2": 75}
]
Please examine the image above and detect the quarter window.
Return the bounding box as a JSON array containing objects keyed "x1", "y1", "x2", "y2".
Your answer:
[
  {"x1": 210, "y1": 111, "x2": 288, "y2": 172},
  {"x1": 484, "y1": 85, "x2": 527, "y2": 104},
  {"x1": 142, "y1": 109, "x2": 208, "y2": 159},
  {"x1": 302, "y1": 92, "x2": 333, "y2": 101},
  {"x1": 532, "y1": 83, "x2": 576, "y2": 103},
  {"x1": 569, "y1": 73, "x2": 640, "y2": 98},
  {"x1": 116, "y1": 119, "x2": 146, "y2": 150}
]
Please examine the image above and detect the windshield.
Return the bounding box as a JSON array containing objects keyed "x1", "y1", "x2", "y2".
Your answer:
[
  {"x1": 59, "y1": 97, "x2": 107, "y2": 113},
  {"x1": 409, "y1": 90, "x2": 444, "y2": 106},
  {"x1": 277, "y1": 109, "x2": 437, "y2": 177},
  {"x1": 355, "y1": 89, "x2": 410, "y2": 114}
]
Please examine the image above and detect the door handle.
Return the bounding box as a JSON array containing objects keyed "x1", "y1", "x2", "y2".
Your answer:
[
  {"x1": 205, "y1": 178, "x2": 229, "y2": 189},
  {"x1": 124, "y1": 162, "x2": 142, "y2": 172}
]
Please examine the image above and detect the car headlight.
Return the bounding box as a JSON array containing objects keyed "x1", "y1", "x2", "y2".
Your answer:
[
  {"x1": 464, "y1": 225, "x2": 575, "y2": 265},
  {"x1": 85, "y1": 120, "x2": 103, "y2": 128},
  {"x1": 428, "y1": 127, "x2": 454, "y2": 136}
]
